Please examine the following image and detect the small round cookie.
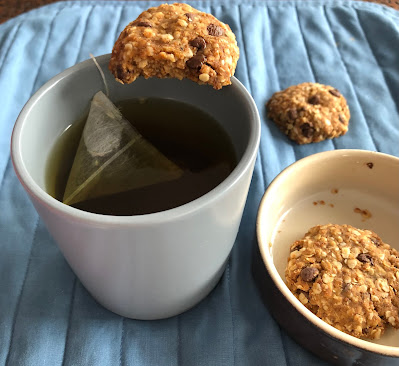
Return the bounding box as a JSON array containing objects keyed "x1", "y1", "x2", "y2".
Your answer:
[
  {"x1": 285, "y1": 224, "x2": 399, "y2": 339},
  {"x1": 109, "y1": 3, "x2": 239, "y2": 90},
  {"x1": 266, "y1": 82, "x2": 350, "y2": 144}
]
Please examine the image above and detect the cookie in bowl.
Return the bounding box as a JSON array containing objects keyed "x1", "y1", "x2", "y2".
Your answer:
[{"x1": 285, "y1": 224, "x2": 399, "y2": 340}]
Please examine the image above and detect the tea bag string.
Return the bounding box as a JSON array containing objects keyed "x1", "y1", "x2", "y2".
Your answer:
[
  {"x1": 90, "y1": 53, "x2": 110, "y2": 97},
  {"x1": 64, "y1": 135, "x2": 140, "y2": 205}
]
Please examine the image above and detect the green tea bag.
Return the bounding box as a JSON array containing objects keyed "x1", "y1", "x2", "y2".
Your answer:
[{"x1": 63, "y1": 91, "x2": 183, "y2": 206}]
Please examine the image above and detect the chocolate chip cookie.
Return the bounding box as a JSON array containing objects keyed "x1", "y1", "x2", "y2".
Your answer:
[
  {"x1": 109, "y1": 3, "x2": 239, "y2": 89},
  {"x1": 266, "y1": 83, "x2": 350, "y2": 144},
  {"x1": 285, "y1": 224, "x2": 399, "y2": 339}
]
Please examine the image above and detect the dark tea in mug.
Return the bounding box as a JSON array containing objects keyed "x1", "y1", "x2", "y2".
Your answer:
[{"x1": 46, "y1": 97, "x2": 237, "y2": 215}]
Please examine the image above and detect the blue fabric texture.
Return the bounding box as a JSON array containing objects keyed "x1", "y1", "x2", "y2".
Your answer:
[{"x1": 0, "y1": 1, "x2": 398, "y2": 365}]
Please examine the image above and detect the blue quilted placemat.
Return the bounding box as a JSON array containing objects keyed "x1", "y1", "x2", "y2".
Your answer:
[{"x1": 0, "y1": 1, "x2": 398, "y2": 365}]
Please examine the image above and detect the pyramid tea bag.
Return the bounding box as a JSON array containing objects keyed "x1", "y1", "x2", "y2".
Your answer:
[{"x1": 63, "y1": 91, "x2": 183, "y2": 206}]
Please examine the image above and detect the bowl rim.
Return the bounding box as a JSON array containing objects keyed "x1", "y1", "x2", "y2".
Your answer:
[
  {"x1": 11, "y1": 54, "x2": 261, "y2": 226},
  {"x1": 256, "y1": 149, "x2": 399, "y2": 357}
]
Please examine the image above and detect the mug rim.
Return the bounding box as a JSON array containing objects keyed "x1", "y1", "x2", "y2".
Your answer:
[{"x1": 11, "y1": 54, "x2": 261, "y2": 226}]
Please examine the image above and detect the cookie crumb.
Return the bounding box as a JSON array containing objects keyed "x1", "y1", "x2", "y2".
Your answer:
[{"x1": 354, "y1": 207, "x2": 372, "y2": 221}]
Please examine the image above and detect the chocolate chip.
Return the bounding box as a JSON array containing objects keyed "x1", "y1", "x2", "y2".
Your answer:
[
  {"x1": 301, "y1": 123, "x2": 315, "y2": 138},
  {"x1": 135, "y1": 21, "x2": 152, "y2": 27},
  {"x1": 367, "y1": 162, "x2": 374, "y2": 169},
  {"x1": 189, "y1": 37, "x2": 206, "y2": 50},
  {"x1": 300, "y1": 267, "x2": 319, "y2": 282},
  {"x1": 116, "y1": 65, "x2": 125, "y2": 80},
  {"x1": 291, "y1": 243, "x2": 302, "y2": 252},
  {"x1": 186, "y1": 54, "x2": 206, "y2": 71},
  {"x1": 287, "y1": 109, "x2": 298, "y2": 120},
  {"x1": 329, "y1": 89, "x2": 341, "y2": 97},
  {"x1": 370, "y1": 236, "x2": 382, "y2": 246},
  {"x1": 357, "y1": 253, "x2": 374, "y2": 265},
  {"x1": 207, "y1": 24, "x2": 225, "y2": 36},
  {"x1": 308, "y1": 95, "x2": 320, "y2": 105},
  {"x1": 339, "y1": 114, "x2": 345, "y2": 124},
  {"x1": 185, "y1": 13, "x2": 195, "y2": 21}
]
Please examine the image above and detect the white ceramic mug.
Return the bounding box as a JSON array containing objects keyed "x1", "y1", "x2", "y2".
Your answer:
[{"x1": 11, "y1": 54, "x2": 260, "y2": 320}]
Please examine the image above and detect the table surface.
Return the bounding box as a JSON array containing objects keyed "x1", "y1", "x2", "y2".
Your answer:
[{"x1": 0, "y1": 0, "x2": 398, "y2": 23}]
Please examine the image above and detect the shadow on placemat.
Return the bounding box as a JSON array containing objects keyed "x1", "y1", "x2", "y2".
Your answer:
[{"x1": 0, "y1": 0, "x2": 398, "y2": 24}]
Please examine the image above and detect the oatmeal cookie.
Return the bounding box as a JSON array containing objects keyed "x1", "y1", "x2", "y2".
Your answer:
[
  {"x1": 109, "y1": 3, "x2": 239, "y2": 89},
  {"x1": 266, "y1": 82, "x2": 350, "y2": 144},
  {"x1": 285, "y1": 224, "x2": 399, "y2": 339}
]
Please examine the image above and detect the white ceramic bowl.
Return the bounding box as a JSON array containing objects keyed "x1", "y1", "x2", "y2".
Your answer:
[{"x1": 256, "y1": 149, "x2": 399, "y2": 365}]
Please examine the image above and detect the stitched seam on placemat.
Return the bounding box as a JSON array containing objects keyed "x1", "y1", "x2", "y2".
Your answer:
[
  {"x1": 261, "y1": 4, "x2": 275, "y2": 184},
  {"x1": 29, "y1": 6, "x2": 67, "y2": 94},
  {"x1": 177, "y1": 312, "x2": 181, "y2": 366},
  {"x1": 0, "y1": 22, "x2": 23, "y2": 191},
  {"x1": 225, "y1": 259, "x2": 236, "y2": 366},
  {"x1": 354, "y1": 8, "x2": 399, "y2": 116},
  {"x1": 0, "y1": 22, "x2": 22, "y2": 74},
  {"x1": 264, "y1": 6, "x2": 282, "y2": 95},
  {"x1": 61, "y1": 278, "x2": 78, "y2": 366},
  {"x1": 238, "y1": 4, "x2": 266, "y2": 192},
  {"x1": 278, "y1": 324, "x2": 291, "y2": 366},
  {"x1": 112, "y1": 5, "x2": 124, "y2": 42},
  {"x1": 210, "y1": 3, "x2": 216, "y2": 20},
  {"x1": 119, "y1": 317, "x2": 125, "y2": 366},
  {"x1": 322, "y1": 5, "x2": 379, "y2": 151},
  {"x1": 265, "y1": 5, "x2": 300, "y2": 165},
  {"x1": 74, "y1": 5, "x2": 95, "y2": 63},
  {"x1": 0, "y1": 157, "x2": 11, "y2": 200},
  {"x1": 294, "y1": 5, "x2": 338, "y2": 151},
  {"x1": 4, "y1": 217, "x2": 40, "y2": 366}
]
